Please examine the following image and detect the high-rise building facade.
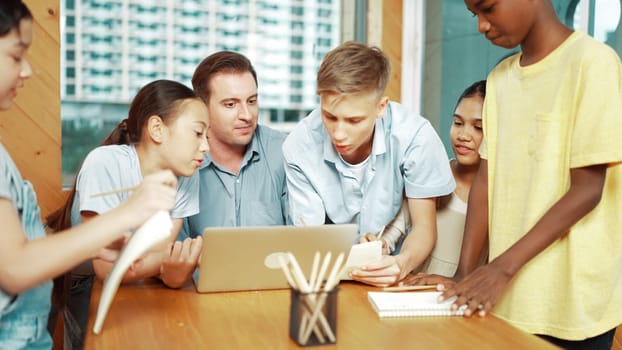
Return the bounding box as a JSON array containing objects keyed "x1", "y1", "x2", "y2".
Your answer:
[
  {"x1": 60, "y1": 0, "x2": 341, "y2": 180},
  {"x1": 61, "y1": 0, "x2": 340, "y2": 124}
]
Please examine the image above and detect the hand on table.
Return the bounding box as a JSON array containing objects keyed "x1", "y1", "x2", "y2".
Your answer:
[
  {"x1": 399, "y1": 272, "x2": 456, "y2": 290},
  {"x1": 440, "y1": 262, "x2": 512, "y2": 317}
]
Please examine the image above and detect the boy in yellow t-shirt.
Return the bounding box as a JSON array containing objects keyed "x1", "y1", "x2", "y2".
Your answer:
[{"x1": 409, "y1": 0, "x2": 622, "y2": 348}]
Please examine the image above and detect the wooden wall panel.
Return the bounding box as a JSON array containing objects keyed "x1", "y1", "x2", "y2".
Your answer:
[
  {"x1": 380, "y1": 0, "x2": 402, "y2": 102},
  {"x1": 613, "y1": 326, "x2": 622, "y2": 350},
  {"x1": 0, "y1": 0, "x2": 62, "y2": 218},
  {"x1": 368, "y1": 0, "x2": 402, "y2": 102}
]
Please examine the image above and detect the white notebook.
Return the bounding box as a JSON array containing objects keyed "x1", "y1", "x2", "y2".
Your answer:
[{"x1": 367, "y1": 291, "x2": 466, "y2": 317}]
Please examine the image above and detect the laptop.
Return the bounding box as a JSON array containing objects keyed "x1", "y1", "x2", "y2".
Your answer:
[{"x1": 194, "y1": 224, "x2": 358, "y2": 293}]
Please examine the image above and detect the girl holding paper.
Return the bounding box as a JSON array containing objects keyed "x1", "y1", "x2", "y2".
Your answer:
[{"x1": 0, "y1": 2, "x2": 178, "y2": 348}]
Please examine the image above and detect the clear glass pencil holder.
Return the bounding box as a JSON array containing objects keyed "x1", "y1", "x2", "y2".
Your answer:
[{"x1": 289, "y1": 287, "x2": 339, "y2": 346}]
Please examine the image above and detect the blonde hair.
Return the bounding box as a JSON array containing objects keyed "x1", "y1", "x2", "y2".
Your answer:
[{"x1": 316, "y1": 41, "x2": 391, "y2": 98}]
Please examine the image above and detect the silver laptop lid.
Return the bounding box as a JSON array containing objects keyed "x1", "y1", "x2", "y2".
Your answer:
[{"x1": 195, "y1": 224, "x2": 358, "y2": 292}]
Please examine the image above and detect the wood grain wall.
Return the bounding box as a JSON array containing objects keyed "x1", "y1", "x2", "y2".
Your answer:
[
  {"x1": 368, "y1": 0, "x2": 402, "y2": 102},
  {"x1": 0, "y1": 0, "x2": 63, "y2": 219},
  {"x1": 614, "y1": 325, "x2": 622, "y2": 350}
]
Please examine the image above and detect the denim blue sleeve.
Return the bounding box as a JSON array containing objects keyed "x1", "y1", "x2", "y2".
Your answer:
[{"x1": 0, "y1": 146, "x2": 17, "y2": 314}]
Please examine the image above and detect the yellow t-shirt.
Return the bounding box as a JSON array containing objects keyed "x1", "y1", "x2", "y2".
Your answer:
[{"x1": 482, "y1": 31, "x2": 622, "y2": 340}]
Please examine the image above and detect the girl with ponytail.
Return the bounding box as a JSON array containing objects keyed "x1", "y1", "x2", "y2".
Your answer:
[{"x1": 47, "y1": 79, "x2": 209, "y2": 349}]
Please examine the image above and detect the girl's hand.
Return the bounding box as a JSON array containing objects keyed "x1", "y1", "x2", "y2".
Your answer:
[
  {"x1": 120, "y1": 170, "x2": 177, "y2": 227},
  {"x1": 159, "y1": 236, "x2": 203, "y2": 288},
  {"x1": 92, "y1": 231, "x2": 131, "y2": 262}
]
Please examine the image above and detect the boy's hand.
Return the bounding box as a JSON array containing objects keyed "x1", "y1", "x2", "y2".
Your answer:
[
  {"x1": 350, "y1": 254, "x2": 405, "y2": 287},
  {"x1": 159, "y1": 236, "x2": 203, "y2": 288},
  {"x1": 440, "y1": 261, "x2": 512, "y2": 317}
]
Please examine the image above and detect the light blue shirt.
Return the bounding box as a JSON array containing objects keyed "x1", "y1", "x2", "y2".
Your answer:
[
  {"x1": 282, "y1": 101, "x2": 455, "y2": 239},
  {"x1": 182, "y1": 125, "x2": 289, "y2": 238},
  {"x1": 71, "y1": 144, "x2": 199, "y2": 225}
]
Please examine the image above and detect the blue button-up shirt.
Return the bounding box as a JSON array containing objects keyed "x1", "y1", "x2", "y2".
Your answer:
[
  {"x1": 183, "y1": 125, "x2": 289, "y2": 238},
  {"x1": 282, "y1": 101, "x2": 455, "y2": 239}
]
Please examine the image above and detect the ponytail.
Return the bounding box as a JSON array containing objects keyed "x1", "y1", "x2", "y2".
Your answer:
[
  {"x1": 101, "y1": 118, "x2": 134, "y2": 145},
  {"x1": 46, "y1": 117, "x2": 131, "y2": 232},
  {"x1": 45, "y1": 181, "x2": 77, "y2": 310},
  {"x1": 46, "y1": 79, "x2": 196, "y2": 309}
]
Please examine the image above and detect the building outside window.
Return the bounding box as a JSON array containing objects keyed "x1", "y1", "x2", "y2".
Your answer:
[{"x1": 60, "y1": 0, "x2": 343, "y2": 185}]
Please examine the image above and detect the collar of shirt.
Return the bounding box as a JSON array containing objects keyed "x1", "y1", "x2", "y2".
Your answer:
[
  {"x1": 199, "y1": 130, "x2": 261, "y2": 172},
  {"x1": 321, "y1": 117, "x2": 388, "y2": 173}
]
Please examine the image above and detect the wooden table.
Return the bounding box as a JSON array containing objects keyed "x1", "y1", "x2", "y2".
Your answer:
[{"x1": 85, "y1": 279, "x2": 558, "y2": 349}]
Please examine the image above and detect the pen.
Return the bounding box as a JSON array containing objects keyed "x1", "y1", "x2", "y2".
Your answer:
[
  {"x1": 376, "y1": 225, "x2": 386, "y2": 241},
  {"x1": 90, "y1": 186, "x2": 138, "y2": 198},
  {"x1": 381, "y1": 285, "x2": 438, "y2": 292}
]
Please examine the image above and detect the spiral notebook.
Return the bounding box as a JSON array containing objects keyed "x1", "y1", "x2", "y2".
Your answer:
[{"x1": 367, "y1": 291, "x2": 466, "y2": 317}]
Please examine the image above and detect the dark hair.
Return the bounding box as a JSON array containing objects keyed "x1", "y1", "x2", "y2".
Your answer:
[
  {"x1": 454, "y1": 80, "x2": 486, "y2": 111},
  {"x1": 46, "y1": 80, "x2": 197, "y2": 308},
  {"x1": 0, "y1": 0, "x2": 32, "y2": 37},
  {"x1": 317, "y1": 41, "x2": 391, "y2": 97},
  {"x1": 48, "y1": 79, "x2": 196, "y2": 231},
  {"x1": 104, "y1": 79, "x2": 198, "y2": 144},
  {"x1": 191, "y1": 51, "x2": 257, "y2": 103}
]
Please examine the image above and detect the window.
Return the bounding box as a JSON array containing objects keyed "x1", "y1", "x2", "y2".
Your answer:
[
  {"x1": 291, "y1": 7, "x2": 304, "y2": 16},
  {"x1": 60, "y1": 0, "x2": 346, "y2": 184},
  {"x1": 569, "y1": 0, "x2": 621, "y2": 55},
  {"x1": 416, "y1": 0, "x2": 622, "y2": 154}
]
